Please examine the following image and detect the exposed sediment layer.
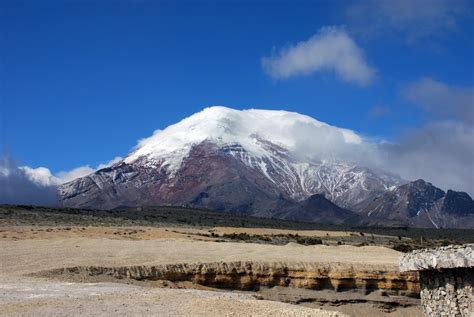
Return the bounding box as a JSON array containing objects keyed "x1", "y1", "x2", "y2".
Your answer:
[{"x1": 39, "y1": 261, "x2": 420, "y2": 296}]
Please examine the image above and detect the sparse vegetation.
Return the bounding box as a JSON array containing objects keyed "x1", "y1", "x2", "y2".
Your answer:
[
  {"x1": 0, "y1": 205, "x2": 472, "y2": 249},
  {"x1": 392, "y1": 243, "x2": 414, "y2": 253}
]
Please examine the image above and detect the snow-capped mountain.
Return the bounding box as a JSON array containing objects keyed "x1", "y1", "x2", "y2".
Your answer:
[{"x1": 58, "y1": 106, "x2": 473, "y2": 227}]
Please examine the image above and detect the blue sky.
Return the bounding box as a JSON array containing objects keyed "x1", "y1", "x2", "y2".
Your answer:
[{"x1": 1, "y1": 0, "x2": 473, "y2": 193}]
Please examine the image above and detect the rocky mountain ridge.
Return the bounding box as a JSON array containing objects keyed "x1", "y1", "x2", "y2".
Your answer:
[
  {"x1": 362, "y1": 179, "x2": 474, "y2": 228},
  {"x1": 58, "y1": 107, "x2": 474, "y2": 228}
]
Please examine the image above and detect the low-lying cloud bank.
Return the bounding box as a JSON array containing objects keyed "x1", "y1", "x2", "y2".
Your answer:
[
  {"x1": 17, "y1": 156, "x2": 123, "y2": 187},
  {"x1": 380, "y1": 121, "x2": 474, "y2": 195},
  {"x1": 387, "y1": 78, "x2": 474, "y2": 194},
  {"x1": 0, "y1": 156, "x2": 122, "y2": 206},
  {"x1": 0, "y1": 157, "x2": 58, "y2": 206}
]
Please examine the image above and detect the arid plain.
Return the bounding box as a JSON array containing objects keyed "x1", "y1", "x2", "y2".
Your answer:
[{"x1": 2, "y1": 205, "x2": 472, "y2": 316}]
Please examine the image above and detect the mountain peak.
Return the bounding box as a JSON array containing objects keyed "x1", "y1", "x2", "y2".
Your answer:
[
  {"x1": 123, "y1": 106, "x2": 364, "y2": 173},
  {"x1": 60, "y1": 106, "x2": 403, "y2": 214},
  {"x1": 199, "y1": 105, "x2": 240, "y2": 116},
  {"x1": 57, "y1": 106, "x2": 474, "y2": 228}
]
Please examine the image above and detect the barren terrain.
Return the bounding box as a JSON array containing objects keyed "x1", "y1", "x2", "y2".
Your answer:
[{"x1": 2, "y1": 205, "x2": 470, "y2": 316}]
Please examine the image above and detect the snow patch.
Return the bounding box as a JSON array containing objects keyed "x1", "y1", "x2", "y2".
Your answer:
[{"x1": 124, "y1": 106, "x2": 368, "y2": 174}]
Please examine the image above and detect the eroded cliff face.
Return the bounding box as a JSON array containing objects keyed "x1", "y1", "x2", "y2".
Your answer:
[{"x1": 40, "y1": 261, "x2": 420, "y2": 297}]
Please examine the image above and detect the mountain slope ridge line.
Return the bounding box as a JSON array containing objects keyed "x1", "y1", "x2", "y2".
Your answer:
[{"x1": 59, "y1": 106, "x2": 474, "y2": 228}]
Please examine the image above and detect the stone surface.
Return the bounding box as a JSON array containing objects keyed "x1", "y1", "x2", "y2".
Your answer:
[
  {"x1": 399, "y1": 244, "x2": 473, "y2": 317},
  {"x1": 399, "y1": 244, "x2": 473, "y2": 272},
  {"x1": 419, "y1": 268, "x2": 472, "y2": 317}
]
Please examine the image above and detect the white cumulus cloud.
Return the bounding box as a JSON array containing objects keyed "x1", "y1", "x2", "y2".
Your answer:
[
  {"x1": 261, "y1": 26, "x2": 376, "y2": 86},
  {"x1": 19, "y1": 166, "x2": 58, "y2": 187}
]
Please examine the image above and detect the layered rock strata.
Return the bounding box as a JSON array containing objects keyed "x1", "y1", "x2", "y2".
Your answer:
[{"x1": 40, "y1": 261, "x2": 419, "y2": 296}]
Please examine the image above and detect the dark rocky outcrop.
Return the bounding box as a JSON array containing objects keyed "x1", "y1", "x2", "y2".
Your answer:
[
  {"x1": 271, "y1": 194, "x2": 362, "y2": 225},
  {"x1": 362, "y1": 180, "x2": 474, "y2": 228},
  {"x1": 443, "y1": 190, "x2": 474, "y2": 216}
]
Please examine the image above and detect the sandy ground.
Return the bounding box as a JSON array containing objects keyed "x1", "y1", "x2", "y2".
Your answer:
[
  {"x1": 0, "y1": 238, "x2": 402, "y2": 277},
  {"x1": 0, "y1": 225, "x2": 419, "y2": 316},
  {"x1": 0, "y1": 225, "x2": 372, "y2": 242},
  {"x1": 258, "y1": 287, "x2": 423, "y2": 317},
  {"x1": 0, "y1": 278, "x2": 347, "y2": 317},
  {"x1": 210, "y1": 226, "x2": 363, "y2": 237}
]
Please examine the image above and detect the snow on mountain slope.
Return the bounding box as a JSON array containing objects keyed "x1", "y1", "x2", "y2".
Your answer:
[
  {"x1": 115, "y1": 106, "x2": 400, "y2": 209},
  {"x1": 60, "y1": 106, "x2": 403, "y2": 210},
  {"x1": 52, "y1": 107, "x2": 474, "y2": 227},
  {"x1": 125, "y1": 106, "x2": 363, "y2": 173},
  {"x1": 58, "y1": 106, "x2": 474, "y2": 228}
]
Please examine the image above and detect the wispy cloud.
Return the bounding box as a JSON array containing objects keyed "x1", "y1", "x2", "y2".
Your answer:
[
  {"x1": 403, "y1": 77, "x2": 474, "y2": 124},
  {"x1": 347, "y1": 0, "x2": 471, "y2": 42},
  {"x1": 261, "y1": 26, "x2": 376, "y2": 86},
  {"x1": 368, "y1": 105, "x2": 391, "y2": 118}
]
